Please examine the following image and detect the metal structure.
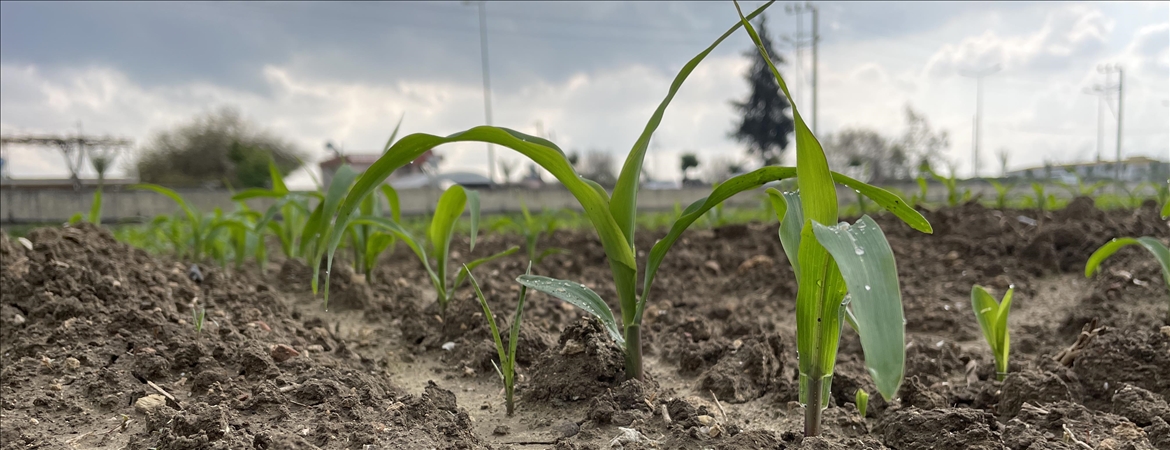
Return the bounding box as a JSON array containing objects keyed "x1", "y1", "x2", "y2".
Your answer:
[
  {"x1": 0, "y1": 134, "x2": 133, "y2": 189},
  {"x1": 960, "y1": 64, "x2": 1001, "y2": 178},
  {"x1": 465, "y1": 0, "x2": 496, "y2": 185},
  {"x1": 1097, "y1": 64, "x2": 1124, "y2": 180},
  {"x1": 784, "y1": 2, "x2": 819, "y2": 134}
]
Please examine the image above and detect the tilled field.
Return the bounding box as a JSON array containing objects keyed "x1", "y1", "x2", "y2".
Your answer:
[{"x1": 2, "y1": 197, "x2": 1168, "y2": 449}]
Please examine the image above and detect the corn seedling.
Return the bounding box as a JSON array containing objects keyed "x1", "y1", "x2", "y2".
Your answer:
[
  {"x1": 135, "y1": 184, "x2": 219, "y2": 261},
  {"x1": 971, "y1": 285, "x2": 1014, "y2": 381},
  {"x1": 234, "y1": 160, "x2": 321, "y2": 262},
  {"x1": 69, "y1": 188, "x2": 104, "y2": 226},
  {"x1": 737, "y1": 4, "x2": 932, "y2": 435},
  {"x1": 928, "y1": 168, "x2": 968, "y2": 207},
  {"x1": 1085, "y1": 236, "x2": 1170, "y2": 322},
  {"x1": 1056, "y1": 175, "x2": 1107, "y2": 199},
  {"x1": 855, "y1": 389, "x2": 869, "y2": 418},
  {"x1": 496, "y1": 202, "x2": 566, "y2": 267},
  {"x1": 987, "y1": 180, "x2": 1016, "y2": 209},
  {"x1": 912, "y1": 174, "x2": 929, "y2": 207},
  {"x1": 345, "y1": 185, "x2": 518, "y2": 315},
  {"x1": 193, "y1": 306, "x2": 207, "y2": 334},
  {"x1": 467, "y1": 263, "x2": 531, "y2": 416}
]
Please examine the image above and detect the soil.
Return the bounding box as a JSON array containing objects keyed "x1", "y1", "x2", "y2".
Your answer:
[{"x1": 2, "y1": 197, "x2": 1168, "y2": 449}]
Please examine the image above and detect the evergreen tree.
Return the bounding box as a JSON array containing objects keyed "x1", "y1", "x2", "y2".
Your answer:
[{"x1": 730, "y1": 15, "x2": 794, "y2": 167}]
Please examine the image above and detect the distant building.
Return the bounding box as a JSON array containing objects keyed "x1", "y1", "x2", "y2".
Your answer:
[
  {"x1": 317, "y1": 149, "x2": 492, "y2": 190},
  {"x1": 1004, "y1": 156, "x2": 1169, "y2": 183}
]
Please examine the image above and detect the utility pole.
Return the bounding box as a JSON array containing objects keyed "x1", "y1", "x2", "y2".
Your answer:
[
  {"x1": 465, "y1": 1, "x2": 495, "y2": 185},
  {"x1": 784, "y1": 2, "x2": 819, "y2": 134},
  {"x1": 1097, "y1": 64, "x2": 1124, "y2": 180},
  {"x1": 960, "y1": 64, "x2": 1000, "y2": 178},
  {"x1": 1082, "y1": 84, "x2": 1107, "y2": 162}
]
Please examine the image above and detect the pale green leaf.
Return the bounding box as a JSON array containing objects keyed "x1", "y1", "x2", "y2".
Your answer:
[{"x1": 517, "y1": 275, "x2": 624, "y2": 345}]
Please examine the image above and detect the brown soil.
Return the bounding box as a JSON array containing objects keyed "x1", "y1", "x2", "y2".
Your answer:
[{"x1": 2, "y1": 197, "x2": 1168, "y2": 449}]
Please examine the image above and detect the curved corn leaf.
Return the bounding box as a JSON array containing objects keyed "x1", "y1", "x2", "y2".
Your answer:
[
  {"x1": 610, "y1": 0, "x2": 775, "y2": 249},
  {"x1": 314, "y1": 165, "x2": 359, "y2": 304},
  {"x1": 831, "y1": 173, "x2": 932, "y2": 234},
  {"x1": 269, "y1": 159, "x2": 288, "y2": 193},
  {"x1": 133, "y1": 184, "x2": 198, "y2": 226},
  {"x1": 380, "y1": 184, "x2": 401, "y2": 222},
  {"x1": 350, "y1": 215, "x2": 441, "y2": 294},
  {"x1": 766, "y1": 188, "x2": 804, "y2": 279},
  {"x1": 1085, "y1": 237, "x2": 1170, "y2": 288},
  {"x1": 231, "y1": 188, "x2": 284, "y2": 201},
  {"x1": 517, "y1": 275, "x2": 624, "y2": 345},
  {"x1": 324, "y1": 127, "x2": 635, "y2": 287},
  {"x1": 430, "y1": 186, "x2": 468, "y2": 299},
  {"x1": 466, "y1": 268, "x2": 508, "y2": 378},
  {"x1": 811, "y1": 216, "x2": 905, "y2": 400},
  {"x1": 639, "y1": 166, "x2": 797, "y2": 320}
]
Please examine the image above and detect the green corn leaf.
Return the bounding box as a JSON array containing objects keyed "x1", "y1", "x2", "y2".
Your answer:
[
  {"x1": 639, "y1": 166, "x2": 799, "y2": 320},
  {"x1": 466, "y1": 268, "x2": 508, "y2": 377},
  {"x1": 468, "y1": 190, "x2": 481, "y2": 252},
  {"x1": 298, "y1": 201, "x2": 324, "y2": 258},
  {"x1": 350, "y1": 215, "x2": 441, "y2": 293},
  {"x1": 313, "y1": 165, "x2": 359, "y2": 302},
  {"x1": 970, "y1": 286, "x2": 1000, "y2": 356},
  {"x1": 453, "y1": 246, "x2": 521, "y2": 294},
  {"x1": 509, "y1": 262, "x2": 534, "y2": 369},
  {"x1": 68, "y1": 212, "x2": 83, "y2": 225},
  {"x1": 1085, "y1": 237, "x2": 1170, "y2": 288},
  {"x1": 269, "y1": 159, "x2": 288, "y2": 193},
  {"x1": 380, "y1": 184, "x2": 401, "y2": 222},
  {"x1": 811, "y1": 215, "x2": 906, "y2": 401},
  {"x1": 517, "y1": 275, "x2": 625, "y2": 345},
  {"x1": 831, "y1": 173, "x2": 932, "y2": 234},
  {"x1": 733, "y1": 2, "x2": 835, "y2": 227},
  {"x1": 383, "y1": 113, "x2": 406, "y2": 152},
  {"x1": 133, "y1": 184, "x2": 199, "y2": 227},
  {"x1": 766, "y1": 188, "x2": 804, "y2": 279},
  {"x1": 995, "y1": 288, "x2": 1013, "y2": 377},
  {"x1": 1162, "y1": 200, "x2": 1169, "y2": 220},
  {"x1": 88, "y1": 188, "x2": 103, "y2": 225},
  {"x1": 323, "y1": 126, "x2": 635, "y2": 293},
  {"x1": 430, "y1": 186, "x2": 468, "y2": 295},
  {"x1": 609, "y1": 0, "x2": 775, "y2": 249}
]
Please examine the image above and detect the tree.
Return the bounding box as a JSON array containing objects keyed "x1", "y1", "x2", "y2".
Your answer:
[
  {"x1": 135, "y1": 107, "x2": 304, "y2": 188},
  {"x1": 823, "y1": 129, "x2": 891, "y2": 183},
  {"x1": 578, "y1": 150, "x2": 618, "y2": 187},
  {"x1": 680, "y1": 153, "x2": 700, "y2": 182},
  {"x1": 730, "y1": 15, "x2": 795, "y2": 167},
  {"x1": 891, "y1": 105, "x2": 949, "y2": 180}
]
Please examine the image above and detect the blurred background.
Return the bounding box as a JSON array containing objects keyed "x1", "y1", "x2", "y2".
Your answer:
[{"x1": 0, "y1": 1, "x2": 1167, "y2": 219}]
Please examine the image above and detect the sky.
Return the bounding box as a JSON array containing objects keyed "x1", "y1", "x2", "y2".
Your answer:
[{"x1": 1, "y1": 1, "x2": 1167, "y2": 189}]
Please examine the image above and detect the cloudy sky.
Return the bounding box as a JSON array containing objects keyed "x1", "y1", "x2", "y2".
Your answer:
[{"x1": 1, "y1": 1, "x2": 1167, "y2": 188}]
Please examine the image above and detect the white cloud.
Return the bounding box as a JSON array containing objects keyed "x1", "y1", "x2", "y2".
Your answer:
[{"x1": 924, "y1": 6, "x2": 1114, "y2": 77}]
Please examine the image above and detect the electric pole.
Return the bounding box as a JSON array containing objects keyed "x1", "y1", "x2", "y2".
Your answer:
[
  {"x1": 784, "y1": 2, "x2": 819, "y2": 134},
  {"x1": 1082, "y1": 84, "x2": 1107, "y2": 162},
  {"x1": 465, "y1": 1, "x2": 495, "y2": 185},
  {"x1": 1097, "y1": 64, "x2": 1124, "y2": 180},
  {"x1": 960, "y1": 64, "x2": 1000, "y2": 178}
]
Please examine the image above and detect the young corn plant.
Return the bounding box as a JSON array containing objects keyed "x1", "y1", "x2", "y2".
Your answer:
[
  {"x1": 234, "y1": 160, "x2": 321, "y2": 262},
  {"x1": 739, "y1": 4, "x2": 932, "y2": 436},
  {"x1": 928, "y1": 167, "x2": 969, "y2": 207},
  {"x1": 345, "y1": 185, "x2": 518, "y2": 315},
  {"x1": 69, "y1": 188, "x2": 104, "y2": 226},
  {"x1": 320, "y1": 2, "x2": 926, "y2": 386},
  {"x1": 467, "y1": 263, "x2": 531, "y2": 416},
  {"x1": 855, "y1": 389, "x2": 869, "y2": 418},
  {"x1": 496, "y1": 202, "x2": 566, "y2": 267},
  {"x1": 1085, "y1": 236, "x2": 1170, "y2": 322},
  {"x1": 135, "y1": 184, "x2": 217, "y2": 261},
  {"x1": 912, "y1": 174, "x2": 929, "y2": 207},
  {"x1": 987, "y1": 180, "x2": 1016, "y2": 209},
  {"x1": 1030, "y1": 182, "x2": 1056, "y2": 211},
  {"x1": 971, "y1": 285, "x2": 1014, "y2": 381}
]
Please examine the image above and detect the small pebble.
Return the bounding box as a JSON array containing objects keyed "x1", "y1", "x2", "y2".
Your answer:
[
  {"x1": 493, "y1": 425, "x2": 510, "y2": 436},
  {"x1": 12, "y1": 314, "x2": 26, "y2": 325},
  {"x1": 555, "y1": 420, "x2": 580, "y2": 438},
  {"x1": 441, "y1": 342, "x2": 456, "y2": 351},
  {"x1": 134, "y1": 394, "x2": 168, "y2": 414},
  {"x1": 270, "y1": 344, "x2": 300, "y2": 362}
]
